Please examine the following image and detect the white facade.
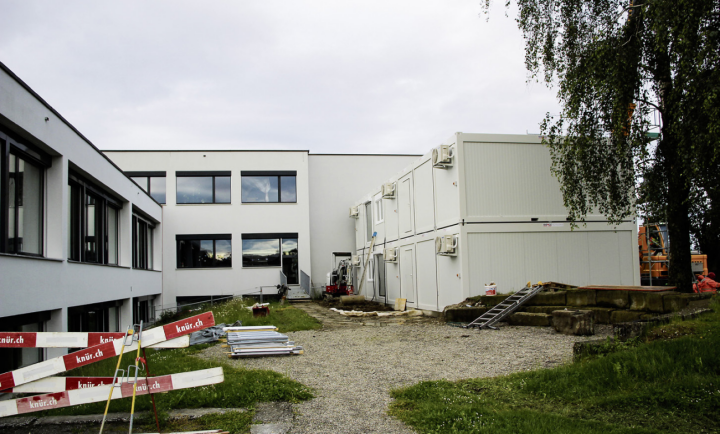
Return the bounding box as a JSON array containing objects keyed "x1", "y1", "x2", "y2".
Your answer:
[
  {"x1": 104, "y1": 151, "x2": 313, "y2": 309},
  {"x1": 0, "y1": 62, "x2": 162, "y2": 367},
  {"x1": 353, "y1": 133, "x2": 640, "y2": 312},
  {"x1": 307, "y1": 154, "x2": 419, "y2": 293}
]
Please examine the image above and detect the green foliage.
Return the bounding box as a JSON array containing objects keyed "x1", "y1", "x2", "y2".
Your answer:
[
  {"x1": 483, "y1": 0, "x2": 720, "y2": 289},
  {"x1": 389, "y1": 306, "x2": 720, "y2": 433}
]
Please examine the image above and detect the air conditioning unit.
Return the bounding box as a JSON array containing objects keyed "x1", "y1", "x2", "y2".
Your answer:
[
  {"x1": 381, "y1": 182, "x2": 396, "y2": 198},
  {"x1": 432, "y1": 145, "x2": 454, "y2": 168},
  {"x1": 383, "y1": 247, "x2": 398, "y2": 262},
  {"x1": 349, "y1": 206, "x2": 359, "y2": 218},
  {"x1": 435, "y1": 235, "x2": 458, "y2": 256}
]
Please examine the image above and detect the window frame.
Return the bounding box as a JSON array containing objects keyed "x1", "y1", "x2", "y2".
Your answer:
[
  {"x1": 176, "y1": 171, "x2": 231, "y2": 205},
  {"x1": 132, "y1": 210, "x2": 155, "y2": 270},
  {"x1": 176, "y1": 233, "x2": 233, "y2": 269},
  {"x1": 374, "y1": 194, "x2": 384, "y2": 224},
  {"x1": 240, "y1": 171, "x2": 297, "y2": 204},
  {"x1": 241, "y1": 232, "x2": 299, "y2": 284},
  {"x1": 0, "y1": 129, "x2": 51, "y2": 256},
  {"x1": 126, "y1": 171, "x2": 167, "y2": 204},
  {"x1": 68, "y1": 170, "x2": 122, "y2": 265}
]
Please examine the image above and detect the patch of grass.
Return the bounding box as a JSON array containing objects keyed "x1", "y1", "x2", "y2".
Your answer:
[
  {"x1": 389, "y1": 302, "x2": 720, "y2": 434},
  {"x1": 34, "y1": 343, "x2": 313, "y2": 418},
  {"x1": 157, "y1": 298, "x2": 322, "y2": 333},
  {"x1": 134, "y1": 410, "x2": 254, "y2": 434}
]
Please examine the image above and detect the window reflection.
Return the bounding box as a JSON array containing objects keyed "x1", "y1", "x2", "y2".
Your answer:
[
  {"x1": 177, "y1": 177, "x2": 213, "y2": 204},
  {"x1": 149, "y1": 177, "x2": 166, "y2": 204},
  {"x1": 241, "y1": 176, "x2": 278, "y2": 203},
  {"x1": 242, "y1": 239, "x2": 280, "y2": 267},
  {"x1": 280, "y1": 176, "x2": 297, "y2": 202},
  {"x1": 177, "y1": 236, "x2": 232, "y2": 268},
  {"x1": 215, "y1": 176, "x2": 231, "y2": 203}
]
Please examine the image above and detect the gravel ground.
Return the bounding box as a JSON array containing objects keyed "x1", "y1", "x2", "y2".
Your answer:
[{"x1": 198, "y1": 304, "x2": 613, "y2": 434}]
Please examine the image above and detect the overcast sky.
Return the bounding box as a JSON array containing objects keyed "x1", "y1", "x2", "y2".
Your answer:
[{"x1": 1, "y1": 1, "x2": 560, "y2": 154}]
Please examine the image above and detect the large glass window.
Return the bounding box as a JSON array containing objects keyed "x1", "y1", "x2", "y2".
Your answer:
[
  {"x1": 1, "y1": 131, "x2": 50, "y2": 256},
  {"x1": 365, "y1": 202, "x2": 372, "y2": 242},
  {"x1": 68, "y1": 171, "x2": 121, "y2": 265},
  {"x1": 241, "y1": 171, "x2": 297, "y2": 203},
  {"x1": 242, "y1": 233, "x2": 298, "y2": 284},
  {"x1": 126, "y1": 171, "x2": 166, "y2": 204},
  {"x1": 176, "y1": 171, "x2": 231, "y2": 204},
  {"x1": 176, "y1": 234, "x2": 232, "y2": 268},
  {"x1": 133, "y1": 212, "x2": 155, "y2": 270}
]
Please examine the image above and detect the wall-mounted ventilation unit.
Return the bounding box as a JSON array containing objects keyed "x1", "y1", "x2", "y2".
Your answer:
[
  {"x1": 432, "y1": 145, "x2": 454, "y2": 168},
  {"x1": 435, "y1": 234, "x2": 458, "y2": 256},
  {"x1": 352, "y1": 255, "x2": 361, "y2": 266},
  {"x1": 349, "y1": 206, "x2": 359, "y2": 218},
  {"x1": 381, "y1": 182, "x2": 396, "y2": 198},
  {"x1": 383, "y1": 247, "x2": 398, "y2": 262}
]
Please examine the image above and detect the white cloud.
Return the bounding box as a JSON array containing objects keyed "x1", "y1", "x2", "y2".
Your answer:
[{"x1": 0, "y1": 0, "x2": 560, "y2": 154}]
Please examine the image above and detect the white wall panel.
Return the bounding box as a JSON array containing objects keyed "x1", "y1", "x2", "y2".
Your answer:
[
  {"x1": 399, "y1": 243, "x2": 416, "y2": 306},
  {"x1": 467, "y1": 233, "x2": 528, "y2": 296},
  {"x1": 398, "y1": 173, "x2": 414, "y2": 237},
  {"x1": 556, "y1": 232, "x2": 591, "y2": 285},
  {"x1": 462, "y1": 141, "x2": 570, "y2": 222},
  {"x1": 384, "y1": 195, "x2": 399, "y2": 242},
  {"x1": 413, "y1": 161, "x2": 434, "y2": 234},
  {"x1": 415, "y1": 239, "x2": 438, "y2": 311},
  {"x1": 434, "y1": 148, "x2": 461, "y2": 229}
]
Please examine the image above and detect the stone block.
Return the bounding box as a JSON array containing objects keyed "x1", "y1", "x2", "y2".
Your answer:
[
  {"x1": 552, "y1": 310, "x2": 595, "y2": 335},
  {"x1": 663, "y1": 294, "x2": 688, "y2": 313},
  {"x1": 581, "y1": 307, "x2": 615, "y2": 324},
  {"x1": 443, "y1": 307, "x2": 488, "y2": 323},
  {"x1": 507, "y1": 312, "x2": 552, "y2": 327},
  {"x1": 521, "y1": 306, "x2": 568, "y2": 314},
  {"x1": 566, "y1": 289, "x2": 596, "y2": 307},
  {"x1": 628, "y1": 292, "x2": 670, "y2": 313},
  {"x1": 595, "y1": 290, "x2": 629, "y2": 309},
  {"x1": 527, "y1": 291, "x2": 567, "y2": 306},
  {"x1": 478, "y1": 295, "x2": 507, "y2": 307},
  {"x1": 610, "y1": 310, "x2": 646, "y2": 324}
]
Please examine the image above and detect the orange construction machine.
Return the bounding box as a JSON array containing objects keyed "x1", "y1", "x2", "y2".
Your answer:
[{"x1": 639, "y1": 224, "x2": 708, "y2": 286}]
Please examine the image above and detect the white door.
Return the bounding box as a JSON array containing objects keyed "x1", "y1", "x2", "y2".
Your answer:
[{"x1": 400, "y1": 245, "x2": 416, "y2": 305}]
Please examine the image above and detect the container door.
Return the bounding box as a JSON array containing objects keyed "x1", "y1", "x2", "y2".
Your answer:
[
  {"x1": 398, "y1": 174, "x2": 414, "y2": 237},
  {"x1": 400, "y1": 245, "x2": 416, "y2": 306}
]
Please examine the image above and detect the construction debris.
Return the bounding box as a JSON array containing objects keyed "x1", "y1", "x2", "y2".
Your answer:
[
  {"x1": 222, "y1": 326, "x2": 303, "y2": 358},
  {"x1": 329, "y1": 308, "x2": 424, "y2": 317}
]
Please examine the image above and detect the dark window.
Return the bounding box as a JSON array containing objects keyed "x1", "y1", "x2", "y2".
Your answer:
[
  {"x1": 133, "y1": 296, "x2": 155, "y2": 324},
  {"x1": 133, "y1": 212, "x2": 155, "y2": 270},
  {"x1": 176, "y1": 171, "x2": 231, "y2": 204},
  {"x1": 176, "y1": 234, "x2": 232, "y2": 268},
  {"x1": 68, "y1": 171, "x2": 121, "y2": 264},
  {"x1": 374, "y1": 254, "x2": 386, "y2": 297},
  {"x1": 126, "y1": 171, "x2": 166, "y2": 204},
  {"x1": 1, "y1": 130, "x2": 50, "y2": 256},
  {"x1": 242, "y1": 233, "x2": 298, "y2": 284},
  {"x1": 241, "y1": 171, "x2": 296, "y2": 203}
]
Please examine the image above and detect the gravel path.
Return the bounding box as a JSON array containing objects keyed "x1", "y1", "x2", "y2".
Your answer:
[{"x1": 199, "y1": 303, "x2": 612, "y2": 434}]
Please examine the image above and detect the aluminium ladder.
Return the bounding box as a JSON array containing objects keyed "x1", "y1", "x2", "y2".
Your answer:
[{"x1": 465, "y1": 283, "x2": 545, "y2": 330}]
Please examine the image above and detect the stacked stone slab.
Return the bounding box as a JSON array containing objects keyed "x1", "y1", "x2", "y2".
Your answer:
[{"x1": 444, "y1": 288, "x2": 709, "y2": 325}]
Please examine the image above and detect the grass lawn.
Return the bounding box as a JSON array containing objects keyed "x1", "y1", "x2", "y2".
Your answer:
[
  {"x1": 29, "y1": 299, "x2": 321, "y2": 433},
  {"x1": 389, "y1": 298, "x2": 720, "y2": 434},
  {"x1": 160, "y1": 297, "x2": 322, "y2": 333}
]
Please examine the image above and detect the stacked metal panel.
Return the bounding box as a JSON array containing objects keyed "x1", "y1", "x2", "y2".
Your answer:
[{"x1": 222, "y1": 326, "x2": 303, "y2": 357}]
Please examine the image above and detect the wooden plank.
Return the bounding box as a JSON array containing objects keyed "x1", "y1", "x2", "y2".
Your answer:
[{"x1": 0, "y1": 368, "x2": 223, "y2": 418}]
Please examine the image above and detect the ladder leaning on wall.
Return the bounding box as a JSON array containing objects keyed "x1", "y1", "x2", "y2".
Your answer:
[{"x1": 464, "y1": 282, "x2": 545, "y2": 330}]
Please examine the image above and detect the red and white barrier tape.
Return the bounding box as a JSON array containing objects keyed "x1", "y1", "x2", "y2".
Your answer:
[
  {"x1": 0, "y1": 312, "x2": 214, "y2": 391},
  {"x1": 0, "y1": 333, "x2": 189, "y2": 349},
  {"x1": 1, "y1": 376, "x2": 149, "y2": 394},
  {"x1": 0, "y1": 367, "x2": 223, "y2": 418}
]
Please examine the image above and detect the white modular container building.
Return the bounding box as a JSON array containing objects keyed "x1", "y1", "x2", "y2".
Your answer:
[{"x1": 353, "y1": 133, "x2": 639, "y2": 312}]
